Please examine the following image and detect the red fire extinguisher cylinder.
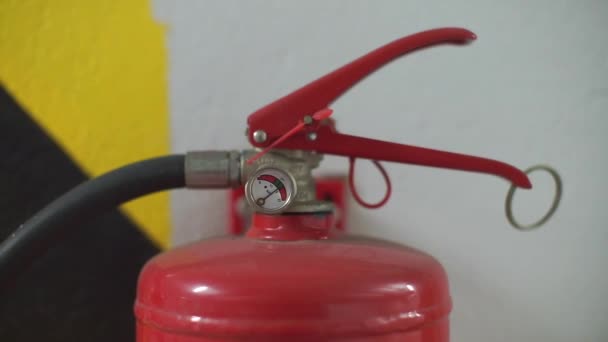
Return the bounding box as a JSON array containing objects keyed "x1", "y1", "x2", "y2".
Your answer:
[
  {"x1": 136, "y1": 213, "x2": 452, "y2": 341},
  {"x1": 0, "y1": 27, "x2": 561, "y2": 342}
]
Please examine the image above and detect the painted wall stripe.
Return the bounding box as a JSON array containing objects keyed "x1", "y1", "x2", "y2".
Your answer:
[
  {"x1": 0, "y1": 85, "x2": 158, "y2": 341},
  {"x1": 0, "y1": 0, "x2": 171, "y2": 248}
]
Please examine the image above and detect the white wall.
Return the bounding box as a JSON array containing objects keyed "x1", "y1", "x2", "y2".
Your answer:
[{"x1": 153, "y1": 1, "x2": 608, "y2": 340}]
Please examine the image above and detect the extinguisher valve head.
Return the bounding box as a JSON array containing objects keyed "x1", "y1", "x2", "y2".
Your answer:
[{"x1": 244, "y1": 28, "x2": 533, "y2": 194}]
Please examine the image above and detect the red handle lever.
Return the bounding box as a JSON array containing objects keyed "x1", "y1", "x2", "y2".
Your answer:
[
  {"x1": 246, "y1": 27, "x2": 532, "y2": 189},
  {"x1": 278, "y1": 124, "x2": 531, "y2": 188}
]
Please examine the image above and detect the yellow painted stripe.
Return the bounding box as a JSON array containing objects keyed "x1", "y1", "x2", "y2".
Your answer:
[{"x1": 0, "y1": 0, "x2": 171, "y2": 248}]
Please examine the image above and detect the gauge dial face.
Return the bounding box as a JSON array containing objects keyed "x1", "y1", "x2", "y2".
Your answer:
[{"x1": 246, "y1": 168, "x2": 296, "y2": 213}]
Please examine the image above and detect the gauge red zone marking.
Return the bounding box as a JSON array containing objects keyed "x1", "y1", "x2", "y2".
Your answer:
[{"x1": 257, "y1": 175, "x2": 287, "y2": 201}]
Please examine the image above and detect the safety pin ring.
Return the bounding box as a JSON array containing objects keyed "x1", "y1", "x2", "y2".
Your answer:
[{"x1": 505, "y1": 165, "x2": 562, "y2": 231}]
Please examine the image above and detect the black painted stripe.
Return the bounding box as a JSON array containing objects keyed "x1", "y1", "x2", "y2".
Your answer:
[{"x1": 0, "y1": 85, "x2": 159, "y2": 342}]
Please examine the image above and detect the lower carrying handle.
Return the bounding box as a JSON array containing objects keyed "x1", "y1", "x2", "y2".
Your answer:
[{"x1": 278, "y1": 124, "x2": 532, "y2": 189}]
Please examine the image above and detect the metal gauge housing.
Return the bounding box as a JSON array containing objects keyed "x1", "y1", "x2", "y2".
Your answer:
[{"x1": 245, "y1": 168, "x2": 297, "y2": 213}]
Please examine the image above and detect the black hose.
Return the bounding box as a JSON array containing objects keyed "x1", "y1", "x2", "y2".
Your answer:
[{"x1": 0, "y1": 155, "x2": 185, "y2": 288}]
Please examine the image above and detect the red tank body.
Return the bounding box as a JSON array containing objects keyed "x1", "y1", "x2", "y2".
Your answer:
[{"x1": 135, "y1": 213, "x2": 451, "y2": 341}]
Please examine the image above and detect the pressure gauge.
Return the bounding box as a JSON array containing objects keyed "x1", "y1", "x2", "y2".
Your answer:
[{"x1": 245, "y1": 168, "x2": 297, "y2": 213}]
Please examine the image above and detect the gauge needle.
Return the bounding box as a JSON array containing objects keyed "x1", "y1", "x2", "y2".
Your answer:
[{"x1": 256, "y1": 188, "x2": 279, "y2": 206}]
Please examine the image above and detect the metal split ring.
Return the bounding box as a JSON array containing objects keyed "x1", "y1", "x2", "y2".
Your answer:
[{"x1": 505, "y1": 165, "x2": 562, "y2": 231}]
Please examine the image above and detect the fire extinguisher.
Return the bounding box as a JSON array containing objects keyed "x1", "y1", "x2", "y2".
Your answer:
[{"x1": 0, "y1": 28, "x2": 562, "y2": 341}]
